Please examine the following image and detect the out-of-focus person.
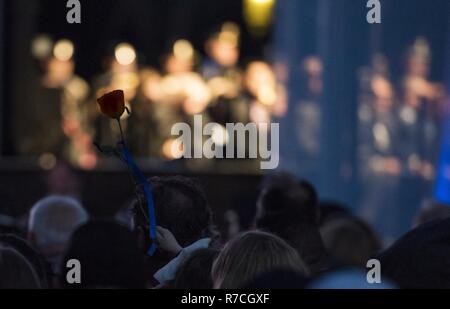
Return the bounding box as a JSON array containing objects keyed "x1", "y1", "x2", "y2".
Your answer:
[
  {"x1": 27, "y1": 195, "x2": 89, "y2": 284},
  {"x1": 358, "y1": 55, "x2": 402, "y2": 243},
  {"x1": 60, "y1": 220, "x2": 146, "y2": 289},
  {"x1": 90, "y1": 42, "x2": 139, "y2": 147},
  {"x1": 0, "y1": 246, "x2": 41, "y2": 289},
  {"x1": 254, "y1": 173, "x2": 328, "y2": 275},
  {"x1": 18, "y1": 36, "x2": 95, "y2": 170},
  {"x1": 212, "y1": 231, "x2": 308, "y2": 289}
]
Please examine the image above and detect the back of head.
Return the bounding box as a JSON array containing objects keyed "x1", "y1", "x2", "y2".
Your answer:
[
  {"x1": 376, "y1": 218, "x2": 450, "y2": 288},
  {"x1": 413, "y1": 200, "x2": 450, "y2": 228},
  {"x1": 0, "y1": 246, "x2": 41, "y2": 289},
  {"x1": 133, "y1": 176, "x2": 216, "y2": 248},
  {"x1": 255, "y1": 173, "x2": 327, "y2": 274},
  {"x1": 256, "y1": 173, "x2": 319, "y2": 225},
  {"x1": 172, "y1": 248, "x2": 219, "y2": 289},
  {"x1": 61, "y1": 220, "x2": 146, "y2": 289},
  {"x1": 320, "y1": 216, "x2": 381, "y2": 268},
  {"x1": 212, "y1": 231, "x2": 308, "y2": 289},
  {"x1": 0, "y1": 234, "x2": 49, "y2": 288},
  {"x1": 28, "y1": 195, "x2": 89, "y2": 254}
]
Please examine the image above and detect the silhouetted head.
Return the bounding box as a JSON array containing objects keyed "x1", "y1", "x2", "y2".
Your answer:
[
  {"x1": 320, "y1": 215, "x2": 381, "y2": 268},
  {"x1": 0, "y1": 246, "x2": 41, "y2": 289},
  {"x1": 0, "y1": 234, "x2": 49, "y2": 288},
  {"x1": 61, "y1": 220, "x2": 146, "y2": 289},
  {"x1": 255, "y1": 173, "x2": 327, "y2": 274}
]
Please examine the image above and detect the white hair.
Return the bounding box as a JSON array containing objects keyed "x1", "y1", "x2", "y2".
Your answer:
[{"x1": 28, "y1": 195, "x2": 89, "y2": 250}]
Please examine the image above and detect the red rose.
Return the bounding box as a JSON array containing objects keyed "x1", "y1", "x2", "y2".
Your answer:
[{"x1": 97, "y1": 90, "x2": 126, "y2": 119}]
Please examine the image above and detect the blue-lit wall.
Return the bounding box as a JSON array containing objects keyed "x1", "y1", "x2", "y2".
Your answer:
[{"x1": 434, "y1": 7, "x2": 450, "y2": 204}]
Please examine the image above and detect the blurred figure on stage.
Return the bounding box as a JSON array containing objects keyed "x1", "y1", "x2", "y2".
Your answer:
[
  {"x1": 18, "y1": 36, "x2": 96, "y2": 170},
  {"x1": 158, "y1": 40, "x2": 212, "y2": 162},
  {"x1": 90, "y1": 43, "x2": 139, "y2": 148},
  {"x1": 126, "y1": 68, "x2": 165, "y2": 157},
  {"x1": 358, "y1": 55, "x2": 401, "y2": 244},
  {"x1": 201, "y1": 23, "x2": 246, "y2": 125},
  {"x1": 397, "y1": 38, "x2": 446, "y2": 228},
  {"x1": 293, "y1": 56, "x2": 324, "y2": 185}
]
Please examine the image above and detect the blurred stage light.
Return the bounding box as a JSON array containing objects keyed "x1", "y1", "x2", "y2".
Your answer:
[
  {"x1": 31, "y1": 34, "x2": 53, "y2": 60},
  {"x1": 53, "y1": 39, "x2": 75, "y2": 61},
  {"x1": 173, "y1": 40, "x2": 194, "y2": 61},
  {"x1": 244, "y1": 0, "x2": 276, "y2": 36},
  {"x1": 115, "y1": 43, "x2": 137, "y2": 66},
  {"x1": 39, "y1": 153, "x2": 57, "y2": 171}
]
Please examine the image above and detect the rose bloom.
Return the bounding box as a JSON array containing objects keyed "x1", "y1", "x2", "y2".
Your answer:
[{"x1": 97, "y1": 90, "x2": 126, "y2": 119}]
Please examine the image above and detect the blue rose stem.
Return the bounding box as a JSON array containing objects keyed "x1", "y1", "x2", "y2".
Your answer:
[{"x1": 117, "y1": 117, "x2": 158, "y2": 256}]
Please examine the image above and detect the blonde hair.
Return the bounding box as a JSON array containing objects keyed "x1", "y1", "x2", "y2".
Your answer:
[{"x1": 212, "y1": 231, "x2": 308, "y2": 289}]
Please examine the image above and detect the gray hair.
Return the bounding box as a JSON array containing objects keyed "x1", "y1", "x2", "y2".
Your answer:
[{"x1": 28, "y1": 195, "x2": 89, "y2": 250}]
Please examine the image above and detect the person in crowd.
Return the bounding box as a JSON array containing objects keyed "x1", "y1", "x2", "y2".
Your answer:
[
  {"x1": 376, "y1": 217, "x2": 450, "y2": 289},
  {"x1": 211, "y1": 231, "x2": 308, "y2": 289},
  {"x1": 28, "y1": 195, "x2": 89, "y2": 280},
  {"x1": 0, "y1": 246, "x2": 41, "y2": 289},
  {"x1": 60, "y1": 220, "x2": 146, "y2": 289},
  {"x1": 254, "y1": 173, "x2": 328, "y2": 275},
  {"x1": 0, "y1": 234, "x2": 49, "y2": 288},
  {"x1": 412, "y1": 200, "x2": 450, "y2": 228},
  {"x1": 132, "y1": 176, "x2": 219, "y2": 286},
  {"x1": 170, "y1": 248, "x2": 219, "y2": 289},
  {"x1": 320, "y1": 214, "x2": 381, "y2": 268}
]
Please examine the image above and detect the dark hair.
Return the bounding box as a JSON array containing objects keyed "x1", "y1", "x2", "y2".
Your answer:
[
  {"x1": 0, "y1": 246, "x2": 41, "y2": 289},
  {"x1": 376, "y1": 217, "x2": 450, "y2": 289},
  {"x1": 172, "y1": 248, "x2": 219, "y2": 289},
  {"x1": 255, "y1": 173, "x2": 327, "y2": 274},
  {"x1": 133, "y1": 176, "x2": 218, "y2": 249},
  {"x1": 0, "y1": 234, "x2": 49, "y2": 288},
  {"x1": 60, "y1": 220, "x2": 146, "y2": 289},
  {"x1": 413, "y1": 200, "x2": 450, "y2": 228},
  {"x1": 212, "y1": 231, "x2": 308, "y2": 289},
  {"x1": 320, "y1": 216, "x2": 381, "y2": 268}
]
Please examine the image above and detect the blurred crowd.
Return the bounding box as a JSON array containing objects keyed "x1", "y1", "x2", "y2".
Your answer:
[
  {"x1": 17, "y1": 22, "x2": 287, "y2": 169},
  {"x1": 1, "y1": 173, "x2": 450, "y2": 289}
]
